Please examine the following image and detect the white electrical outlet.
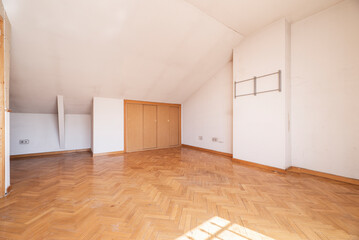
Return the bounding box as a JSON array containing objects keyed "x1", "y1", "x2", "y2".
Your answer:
[
  {"x1": 198, "y1": 136, "x2": 203, "y2": 140},
  {"x1": 212, "y1": 137, "x2": 218, "y2": 142},
  {"x1": 19, "y1": 139, "x2": 30, "y2": 144}
]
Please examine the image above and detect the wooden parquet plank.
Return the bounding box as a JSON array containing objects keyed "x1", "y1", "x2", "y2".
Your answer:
[{"x1": 0, "y1": 148, "x2": 359, "y2": 239}]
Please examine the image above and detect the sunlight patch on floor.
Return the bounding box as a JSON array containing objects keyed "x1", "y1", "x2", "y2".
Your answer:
[{"x1": 176, "y1": 216, "x2": 276, "y2": 240}]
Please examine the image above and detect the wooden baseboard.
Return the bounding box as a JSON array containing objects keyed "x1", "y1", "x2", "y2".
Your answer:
[
  {"x1": 287, "y1": 167, "x2": 359, "y2": 186},
  {"x1": 92, "y1": 151, "x2": 124, "y2": 157},
  {"x1": 6, "y1": 185, "x2": 12, "y2": 193},
  {"x1": 181, "y1": 144, "x2": 232, "y2": 158},
  {"x1": 232, "y1": 158, "x2": 286, "y2": 173},
  {"x1": 10, "y1": 148, "x2": 91, "y2": 159}
]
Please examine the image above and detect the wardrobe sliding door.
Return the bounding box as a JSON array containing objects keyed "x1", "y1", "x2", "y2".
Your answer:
[
  {"x1": 143, "y1": 105, "x2": 157, "y2": 149},
  {"x1": 125, "y1": 100, "x2": 181, "y2": 152},
  {"x1": 157, "y1": 105, "x2": 170, "y2": 148},
  {"x1": 126, "y1": 103, "x2": 143, "y2": 152},
  {"x1": 169, "y1": 106, "x2": 179, "y2": 146}
]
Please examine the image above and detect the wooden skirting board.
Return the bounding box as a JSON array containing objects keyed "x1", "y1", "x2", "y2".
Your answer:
[
  {"x1": 232, "y1": 158, "x2": 286, "y2": 173},
  {"x1": 10, "y1": 149, "x2": 124, "y2": 159},
  {"x1": 181, "y1": 144, "x2": 232, "y2": 158},
  {"x1": 234, "y1": 159, "x2": 359, "y2": 185},
  {"x1": 92, "y1": 151, "x2": 124, "y2": 157},
  {"x1": 181, "y1": 144, "x2": 359, "y2": 185},
  {"x1": 10, "y1": 148, "x2": 91, "y2": 159},
  {"x1": 287, "y1": 166, "x2": 359, "y2": 186}
]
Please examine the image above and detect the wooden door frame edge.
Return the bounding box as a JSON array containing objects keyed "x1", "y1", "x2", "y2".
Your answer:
[{"x1": 124, "y1": 99, "x2": 180, "y2": 107}]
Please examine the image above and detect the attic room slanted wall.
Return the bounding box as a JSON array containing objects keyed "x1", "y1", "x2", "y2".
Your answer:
[{"x1": 182, "y1": 62, "x2": 233, "y2": 154}]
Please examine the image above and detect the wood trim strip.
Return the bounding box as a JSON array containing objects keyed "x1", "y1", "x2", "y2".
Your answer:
[
  {"x1": 232, "y1": 158, "x2": 286, "y2": 173},
  {"x1": 124, "y1": 99, "x2": 181, "y2": 107},
  {"x1": 181, "y1": 144, "x2": 233, "y2": 158},
  {"x1": 92, "y1": 151, "x2": 124, "y2": 157},
  {"x1": 287, "y1": 167, "x2": 359, "y2": 186},
  {"x1": 6, "y1": 185, "x2": 11, "y2": 193},
  {"x1": 10, "y1": 148, "x2": 91, "y2": 159}
]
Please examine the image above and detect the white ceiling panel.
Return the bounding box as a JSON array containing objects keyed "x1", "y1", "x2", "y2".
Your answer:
[
  {"x1": 4, "y1": 0, "x2": 242, "y2": 113},
  {"x1": 184, "y1": 0, "x2": 343, "y2": 35}
]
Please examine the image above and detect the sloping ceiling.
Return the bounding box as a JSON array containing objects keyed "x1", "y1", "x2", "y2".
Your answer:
[
  {"x1": 184, "y1": 0, "x2": 343, "y2": 35},
  {"x1": 3, "y1": 0, "x2": 243, "y2": 113},
  {"x1": 3, "y1": 0, "x2": 343, "y2": 113}
]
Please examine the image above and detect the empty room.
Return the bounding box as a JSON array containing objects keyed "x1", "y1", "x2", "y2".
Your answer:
[{"x1": 0, "y1": 0, "x2": 358, "y2": 239}]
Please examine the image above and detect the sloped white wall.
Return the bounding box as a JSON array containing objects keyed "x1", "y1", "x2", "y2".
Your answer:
[
  {"x1": 3, "y1": 0, "x2": 242, "y2": 114},
  {"x1": 233, "y1": 19, "x2": 291, "y2": 170},
  {"x1": 92, "y1": 97, "x2": 124, "y2": 154},
  {"x1": 182, "y1": 62, "x2": 233, "y2": 154},
  {"x1": 291, "y1": 0, "x2": 359, "y2": 179},
  {"x1": 10, "y1": 113, "x2": 91, "y2": 155}
]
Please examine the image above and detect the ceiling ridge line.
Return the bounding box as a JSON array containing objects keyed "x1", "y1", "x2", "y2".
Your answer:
[{"x1": 180, "y1": 0, "x2": 245, "y2": 37}]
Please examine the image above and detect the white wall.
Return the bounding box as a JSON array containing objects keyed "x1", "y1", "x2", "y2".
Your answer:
[
  {"x1": 233, "y1": 19, "x2": 291, "y2": 169},
  {"x1": 10, "y1": 113, "x2": 91, "y2": 155},
  {"x1": 92, "y1": 97, "x2": 124, "y2": 154},
  {"x1": 182, "y1": 62, "x2": 233, "y2": 154},
  {"x1": 291, "y1": 0, "x2": 359, "y2": 179}
]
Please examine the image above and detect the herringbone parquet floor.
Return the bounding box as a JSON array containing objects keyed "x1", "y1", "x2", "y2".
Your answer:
[{"x1": 0, "y1": 147, "x2": 358, "y2": 240}]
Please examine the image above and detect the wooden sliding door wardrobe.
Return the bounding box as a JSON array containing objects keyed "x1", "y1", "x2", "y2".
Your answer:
[{"x1": 124, "y1": 100, "x2": 181, "y2": 152}]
